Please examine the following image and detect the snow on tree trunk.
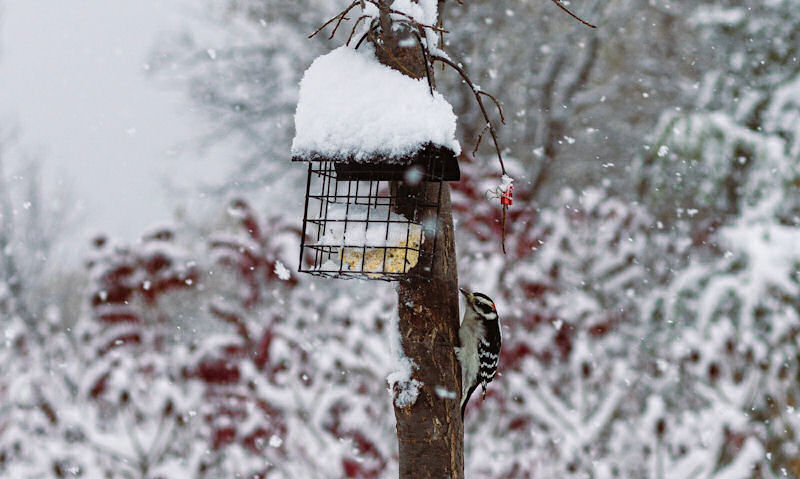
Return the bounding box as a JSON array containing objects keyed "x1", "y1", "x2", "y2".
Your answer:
[{"x1": 374, "y1": 1, "x2": 464, "y2": 477}]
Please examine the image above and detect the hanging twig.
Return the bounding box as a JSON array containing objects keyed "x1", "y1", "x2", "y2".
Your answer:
[
  {"x1": 478, "y1": 91, "x2": 505, "y2": 123},
  {"x1": 346, "y1": 15, "x2": 372, "y2": 45},
  {"x1": 501, "y1": 207, "x2": 507, "y2": 254},
  {"x1": 485, "y1": 180, "x2": 514, "y2": 255},
  {"x1": 396, "y1": 23, "x2": 435, "y2": 95},
  {"x1": 430, "y1": 53, "x2": 510, "y2": 254},
  {"x1": 354, "y1": 30, "x2": 371, "y2": 49},
  {"x1": 550, "y1": 0, "x2": 597, "y2": 28},
  {"x1": 430, "y1": 54, "x2": 506, "y2": 175},
  {"x1": 416, "y1": 34, "x2": 435, "y2": 96}
]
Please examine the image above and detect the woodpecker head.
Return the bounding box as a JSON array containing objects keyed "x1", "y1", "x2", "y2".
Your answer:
[{"x1": 460, "y1": 288, "x2": 498, "y2": 319}]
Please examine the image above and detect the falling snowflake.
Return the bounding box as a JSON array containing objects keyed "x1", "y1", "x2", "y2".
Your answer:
[{"x1": 274, "y1": 261, "x2": 291, "y2": 280}]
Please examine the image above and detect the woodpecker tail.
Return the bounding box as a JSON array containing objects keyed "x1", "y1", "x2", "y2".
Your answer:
[{"x1": 461, "y1": 383, "x2": 479, "y2": 419}]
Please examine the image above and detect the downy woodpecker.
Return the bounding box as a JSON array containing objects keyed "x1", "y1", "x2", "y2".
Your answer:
[{"x1": 456, "y1": 288, "x2": 501, "y2": 419}]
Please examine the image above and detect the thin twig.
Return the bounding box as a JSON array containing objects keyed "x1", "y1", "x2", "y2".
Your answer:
[
  {"x1": 550, "y1": 0, "x2": 597, "y2": 28},
  {"x1": 438, "y1": 16, "x2": 446, "y2": 72},
  {"x1": 477, "y1": 91, "x2": 505, "y2": 124},
  {"x1": 308, "y1": 1, "x2": 360, "y2": 39},
  {"x1": 364, "y1": 0, "x2": 449, "y2": 33},
  {"x1": 501, "y1": 207, "x2": 507, "y2": 254},
  {"x1": 329, "y1": 16, "x2": 351, "y2": 39},
  {"x1": 347, "y1": 15, "x2": 372, "y2": 45},
  {"x1": 328, "y1": 11, "x2": 354, "y2": 39},
  {"x1": 313, "y1": 0, "x2": 449, "y2": 40},
  {"x1": 410, "y1": 30, "x2": 434, "y2": 95},
  {"x1": 473, "y1": 124, "x2": 488, "y2": 155},
  {"x1": 355, "y1": 27, "x2": 373, "y2": 49},
  {"x1": 430, "y1": 54, "x2": 506, "y2": 175}
]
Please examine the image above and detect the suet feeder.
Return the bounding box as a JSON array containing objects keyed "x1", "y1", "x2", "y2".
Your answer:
[
  {"x1": 293, "y1": 143, "x2": 459, "y2": 281},
  {"x1": 291, "y1": 46, "x2": 462, "y2": 281}
]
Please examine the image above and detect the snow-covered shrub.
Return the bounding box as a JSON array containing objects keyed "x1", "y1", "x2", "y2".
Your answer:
[
  {"x1": 451, "y1": 157, "x2": 666, "y2": 476},
  {"x1": 193, "y1": 198, "x2": 399, "y2": 478}
]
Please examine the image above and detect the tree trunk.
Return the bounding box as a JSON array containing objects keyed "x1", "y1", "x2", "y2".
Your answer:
[
  {"x1": 394, "y1": 183, "x2": 463, "y2": 478},
  {"x1": 372, "y1": 1, "x2": 465, "y2": 477}
]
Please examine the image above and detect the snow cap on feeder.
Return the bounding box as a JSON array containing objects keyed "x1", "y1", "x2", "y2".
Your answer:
[{"x1": 291, "y1": 45, "x2": 461, "y2": 181}]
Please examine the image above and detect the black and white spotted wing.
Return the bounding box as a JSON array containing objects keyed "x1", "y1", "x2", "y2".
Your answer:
[{"x1": 477, "y1": 315, "x2": 501, "y2": 397}]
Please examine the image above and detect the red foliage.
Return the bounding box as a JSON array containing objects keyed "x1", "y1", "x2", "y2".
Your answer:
[
  {"x1": 96, "y1": 307, "x2": 140, "y2": 325},
  {"x1": 88, "y1": 229, "x2": 199, "y2": 323},
  {"x1": 209, "y1": 198, "x2": 299, "y2": 310},
  {"x1": 342, "y1": 458, "x2": 362, "y2": 478},
  {"x1": 88, "y1": 372, "x2": 110, "y2": 399},
  {"x1": 212, "y1": 426, "x2": 237, "y2": 449},
  {"x1": 508, "y1": 416, "x2": 530, "y2": 432},
  {"x1": 253, "y1": 329, "x2": 274, "y2": 372},
  {"x1": 500, "y1": 342, "x2": 534, "y2": 372},
  {"x1": 96, "y1": 331, "x2": 142, "y2": 356},
  {"x1": 326, "y1": 406, "x2": 386, "y2": 478},
  {"x1": 195, "y1": 357, "x2": 241, "y2": 384},
  {"x1": 553, "y1": 323, "x2": 574, "y2": 360}
]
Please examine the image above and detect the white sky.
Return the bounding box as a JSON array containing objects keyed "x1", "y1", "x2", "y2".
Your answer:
[{"x1": 0, "y1": 0, "x2": 200, "y2": 242}]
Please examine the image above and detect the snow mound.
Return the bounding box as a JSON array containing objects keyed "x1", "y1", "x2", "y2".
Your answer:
[
  {"x1": 292, "y1": 46, "x2": 460, "y2": 163},
  {"x1": 387, "y1": 355, "x2": 423, "y2": 408}
]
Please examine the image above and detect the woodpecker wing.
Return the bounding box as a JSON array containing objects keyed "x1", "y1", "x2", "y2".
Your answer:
[{"x1": 478, "y1": 318, "x2": 501, "y2": 394}]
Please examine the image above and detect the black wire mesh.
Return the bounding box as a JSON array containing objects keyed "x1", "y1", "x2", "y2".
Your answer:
[{"x1": 298, "y1": 158, "x2": 448, "y2": 281}]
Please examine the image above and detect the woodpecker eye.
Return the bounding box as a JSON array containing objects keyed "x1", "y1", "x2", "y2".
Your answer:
[
  {"x1": 475, "y1": 302, "x2": 495, "y2": 315},
  {"x1": 471, "y1": 293, "x2": 497, "y2": 316}
]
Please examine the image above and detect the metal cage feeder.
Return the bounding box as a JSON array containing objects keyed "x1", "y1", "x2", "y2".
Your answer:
[{"x1": 294, "y1": 143, "x2": 460, "y2": 281}]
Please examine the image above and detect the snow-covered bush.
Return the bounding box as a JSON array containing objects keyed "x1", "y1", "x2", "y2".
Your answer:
[
  {"x1": 451, "y1": 157, "x2": 663, "y2": 476},
  {"x1": 191, "y1": 198, "x2": 398, "y2": 478}
]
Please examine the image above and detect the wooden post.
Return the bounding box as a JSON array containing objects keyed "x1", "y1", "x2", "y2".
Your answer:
[{"x1": 372, "y1": 1, "x2": 465, "y2": 477}]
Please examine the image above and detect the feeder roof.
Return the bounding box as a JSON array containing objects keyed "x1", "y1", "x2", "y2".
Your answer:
[{"x1": 291, "y1": 46, "x2": 461, "y2": 164}]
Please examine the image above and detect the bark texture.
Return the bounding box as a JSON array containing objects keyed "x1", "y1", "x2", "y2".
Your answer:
[
  {"x1": 395, "y1": 183, "x2": 463, "y2": 479},
  {"x1": 373, "y1": 1, "x2": 465, "y2": 477}
]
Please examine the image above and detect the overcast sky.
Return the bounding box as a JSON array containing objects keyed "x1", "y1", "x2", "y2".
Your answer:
[{"x1": 0, "y1": 0, "x2": 200, "y2": 242}]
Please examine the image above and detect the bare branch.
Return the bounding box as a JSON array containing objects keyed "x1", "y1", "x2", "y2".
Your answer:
[
  {"x1": 308, "y1": 1, "x2": 360, "y2": 39},
  {"x1": 311, "y1": 0, "x2": 449, "y2": 42},
  {"x1": 550, "y1": 0, "x2": 597, "y2": 28},
  {"x1": 346, "y1": 15, "x2": 372, "y2": 45},
  {"x1": 477, "y1": 91, "x2": 505, "y2": 124},
  {"x1": 430, "y1": 54, "x2": 507, "y2": 175},
  {"x1": 363, "y1": 0, "x2": 449, "y2": 34},
  {"x1": 472, "y1": 124, "x2": 488, "y2": 156}
]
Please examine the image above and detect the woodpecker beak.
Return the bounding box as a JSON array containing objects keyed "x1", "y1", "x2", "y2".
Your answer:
[{"x1": 459, "y1": 288, "x2": 472, "y2": 301}]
